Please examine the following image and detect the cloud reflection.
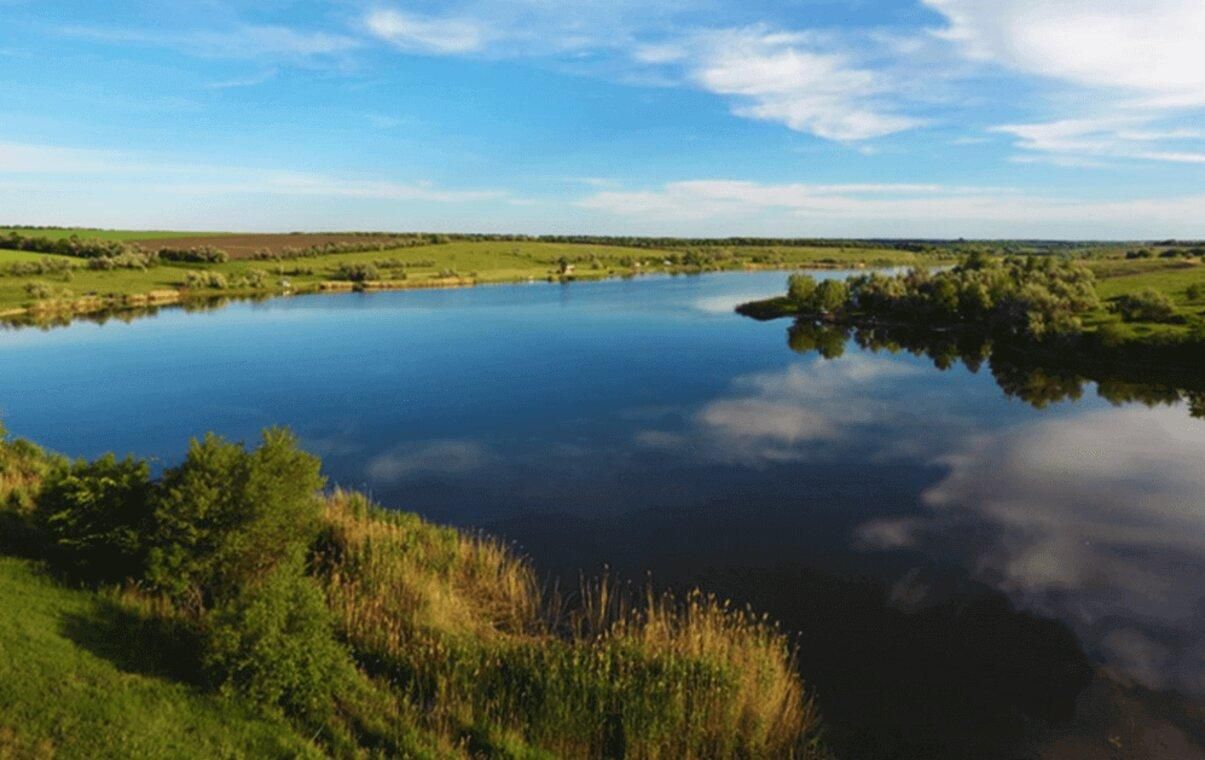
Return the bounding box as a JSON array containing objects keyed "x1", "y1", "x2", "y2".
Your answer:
[
  {"x1": 367, "y1": 438, "x2": 495, "y2": 482},
  {"x1": 859, "y1": 405, "x2": 1205, "y2": 694},
  {"x1": 636, "y1": 354, "x2": 923, "y2": 466}
]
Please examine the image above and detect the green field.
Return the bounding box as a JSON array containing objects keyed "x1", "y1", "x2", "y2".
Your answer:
[
  {"x1": 0, "y1": 228, "x2": 227, "y2": 242},
  {"x1": 0, "y1": 557, "x2": 321, "y2": 759},
  {"x1": 1085, "y1": 259, "x2": 1205, "y2": 341}
]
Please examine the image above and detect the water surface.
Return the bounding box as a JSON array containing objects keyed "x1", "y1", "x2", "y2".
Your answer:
[{"x1": 2, "y1": 272, "x2": 1202, "y2": 758}]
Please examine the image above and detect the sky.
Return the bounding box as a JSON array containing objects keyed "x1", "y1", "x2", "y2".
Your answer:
[{"x1": 1, "y1": 0, "x2": 1204, "y2": 238}]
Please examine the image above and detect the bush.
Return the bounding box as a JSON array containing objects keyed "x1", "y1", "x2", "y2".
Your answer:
[
  {"x1": 146, "y1": 429, "x2": 324, "y2": 608},
  {"x1": 158, "y1": 246, "x2": 229, "y2": 264},
  {"x1": 1187, "y1": 283, "x2": 1203, "y2": 302},
  {"x1": 815, "y1": 279, "x2": 849, "y2": 313},
  {"x1": 330, "y1": 263, "x2": 381, "y2": 283},
  {"x1": 23, "y1": 282, "x2": 54, "y2": 300},
  {"x1": 204, "y1": 564, "x2": 353, "y2": 720},
  {"x1": 37, "y1": 455, "x2": 153, "y2": 583},
  {"x1": 184, "y1": 270, "x2": 228, "y2": 290},
  {"x1": 1112, "y1": 288, "x2": 1179, "y2": 322},
  {"x1": 787, "y1": 273, "x2": 817, "y2": 303}
]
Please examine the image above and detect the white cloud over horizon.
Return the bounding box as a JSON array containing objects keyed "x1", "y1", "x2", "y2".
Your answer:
[
  {"x1": 577, "y1": 179, "x2": 1205, "y2": 238},
  {"x1": 0, "y1": 140, "x2": 506, "y2": 204}
]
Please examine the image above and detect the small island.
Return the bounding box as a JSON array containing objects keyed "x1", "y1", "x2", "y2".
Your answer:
[{"x1": 738, "y1": 250, "x2": 1205, "y2": 382}]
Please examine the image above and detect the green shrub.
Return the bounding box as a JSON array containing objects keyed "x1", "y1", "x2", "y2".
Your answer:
[
  {"x1": 1112, "y1": 288, "x2": 1179, "y2": 322},
  {"x1": 1187, "y1": 283, "x2": 1203, "y2": 302},
  {"x1": 37, "y1": 455, "x2": 153, "y2": 583},
  {"x1": 331, "y1": 263, "x2": 380, "y2": 283},
  {"x1": 815, "y1": 278, "x2": 849, "y2": 313},
  {"x1": 787, "y1": 273, "x2": 817, "y2": 303},
  {"x1": 184, "y1": 270, "x2": 228, "y2": 290},
  {"x1": 159, "y1": 246, "x2": 229, "y2": 264},
  {"x1": 23, "y1": 282, "x2": 54, "y2": 300},
  {"x1": 204, "y1": 564, "x2": 353, "y2": 721},
  {"x1": 147, "y1": 429, "x2": 324, "y2": 608}
]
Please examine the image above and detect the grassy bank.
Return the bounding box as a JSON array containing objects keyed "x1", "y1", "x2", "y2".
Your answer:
[
  {"x1": 0, "y1": 229, "x2": 933, "y2": 324},
  {"x1": 0, "y1": 425, "x2": 823, "y2": 758}
]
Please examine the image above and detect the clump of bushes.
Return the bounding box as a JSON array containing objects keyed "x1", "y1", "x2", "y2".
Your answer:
[
  {"x1": 1112, "y1": 288, "x2": 1180, "y2": 322},
  {"x1": 781, "y1": 255, "x2": 1102, "y2": 340},
  {"x1": 330, "y1": 263, "x2": 380, "y2": 283},
  {"x1": 184, "y1": 270, "x2": 228, "y2": 290},
  {"x1": 23, "y1": 282, "x2": 54, "y2": 300},
  {"x1": 158, "y1": 246, "x2": 229, "y2": 264},
  {"x1": 1, "y1": 231, "x2": 129, "y2": 259},
  {"x1": 87, "y1": 251, "x2": 160, "y2": 271},
  {"x1": 250, "y1": 236, "x2": 443, "y2": 262},
  {"x1": 4, "y1": 257, "x2": 75, "y2": 277}
]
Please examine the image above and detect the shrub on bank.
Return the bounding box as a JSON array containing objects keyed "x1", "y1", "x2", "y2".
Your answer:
[
  {"x1": 38, "y1": 454, "x2": 153, "y2": 583},
  {"x1": 1113, "y1": 288, "x2": 1180, "y2": 322}
]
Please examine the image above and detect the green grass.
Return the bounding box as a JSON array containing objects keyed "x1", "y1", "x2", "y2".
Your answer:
[
  {"x1": 0, "y1": 556, "x2": 322, "y2": 759},
  {"x1": 1085, "y1": 258, "x2": 1205, "y2": 339}
]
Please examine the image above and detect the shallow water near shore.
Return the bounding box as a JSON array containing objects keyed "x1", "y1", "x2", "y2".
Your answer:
[{"x1": 2, "y1": 271, "x2": 1202, "y2": 758}]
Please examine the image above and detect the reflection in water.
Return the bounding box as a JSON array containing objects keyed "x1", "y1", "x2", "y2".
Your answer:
[
  {"x1": 860, "y1": 405, "x2": 1205, "y2": 696},
  {"x1": 787, "y1": 320, "x2": 1205, "y2": 414},
  {"x1": 636, "y1": 355, "x2": 926, "y2": 466}
]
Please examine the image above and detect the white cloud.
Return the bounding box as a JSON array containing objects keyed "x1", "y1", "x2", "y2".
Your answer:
[
  {"x1": 365, "y1": 9, "x2": 488, "y2": 55},
  {"x1": 926, "y1": 1, "x2": 1205, "y2": 165},
  {"x1": 651, "y1": 27, "x2": 921, "y2": 141},
  {"x1": 0, "y1": 140, "x2": 503, "y2": 204},
  {"x1": 924, "y1": 0, "x2": 1205, "y2": 103},
  {"x1": 206, "y1": 68, "x2": 278, "y2": 90},
  {"x1": 993, "y1": 116, "x2": 1205, "y2": 166},
  {"x1": 578, "y1": 178, "x2": 1205, "y2": 237},
  {"x1": 62, "y1": 23, "x2": 360, "y2": 60}
]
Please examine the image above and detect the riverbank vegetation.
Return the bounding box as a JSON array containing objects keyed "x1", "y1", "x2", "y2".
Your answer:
[
  {"x1": 740, "y1": 252, "x2": 1205, "y2": 372},
  {"x1": 0, "y1": 228, "x2": 938, "y2": 324},
  {"x1": 0, "y1": 423, "x2": 822, "y2": 758}
]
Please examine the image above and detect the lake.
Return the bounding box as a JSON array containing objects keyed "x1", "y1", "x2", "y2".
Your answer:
[{"x1": 2, "y1": 271, "x2": 1202, "y2": 758}]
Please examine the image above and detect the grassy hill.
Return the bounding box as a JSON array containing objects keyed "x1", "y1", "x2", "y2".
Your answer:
[{"x1": 0, "y1": 556, "x2": 322, "y2": 759}]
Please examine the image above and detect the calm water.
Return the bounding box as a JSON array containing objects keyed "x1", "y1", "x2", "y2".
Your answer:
[{"x1": 2, "y1": 272, "x2": 1202, "y2": 757}]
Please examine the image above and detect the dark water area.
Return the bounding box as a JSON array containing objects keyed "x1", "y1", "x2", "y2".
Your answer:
[{"x1": 2, "y1": 272, "x2": 1202, "y2": 758}]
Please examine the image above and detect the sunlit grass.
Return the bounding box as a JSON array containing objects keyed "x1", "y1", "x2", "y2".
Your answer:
[{"x1": 317, "y1": 490, "x2": 823, "y2": 759}]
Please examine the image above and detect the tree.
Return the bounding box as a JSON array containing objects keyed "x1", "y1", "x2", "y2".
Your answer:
[
  {"x1": 203, "y1": 564, "x2": 353, "y2": 720},
  {"x1": 38, "y1": 454, "x2": 153, "y2": 582},
  {"x1": 787, "y1": 273, "x2": 817, "y2": 304},
  {"x1": 814, "y1": 279, "x2": 849, "y2": 313},
  {"x1": 147, "y1": 428, "x2": 325, "y2": 609}
]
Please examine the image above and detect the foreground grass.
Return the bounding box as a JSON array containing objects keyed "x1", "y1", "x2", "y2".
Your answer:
[
  {"x1": 0, "y1": 232, "x2": 930, "y2": 322},
  {"x1": 0, "y1": 557, "x2": 322, "y2": 759},
  {"x1": 0, "y1": 429, "x2": 823, "y2": 758}
]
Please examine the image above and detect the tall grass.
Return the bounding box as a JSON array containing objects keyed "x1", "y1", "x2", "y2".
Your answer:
[{"x1": 317, "y1": 491, "x2": 822, "y2": 758}]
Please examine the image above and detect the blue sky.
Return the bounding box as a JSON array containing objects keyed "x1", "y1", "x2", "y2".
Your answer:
[{"x1": 2, "y1": 0, "x2": 1204, "y2": 238}]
